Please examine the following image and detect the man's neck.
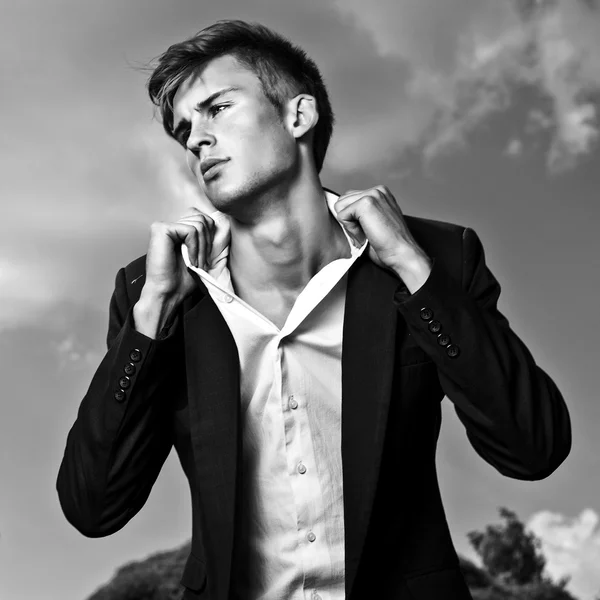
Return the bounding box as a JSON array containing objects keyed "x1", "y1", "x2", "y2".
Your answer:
[{"x1": 227, "y1": 180, "x2": 351, "y2": 297}]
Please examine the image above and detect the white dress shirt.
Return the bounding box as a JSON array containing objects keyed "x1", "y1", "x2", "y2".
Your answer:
[{"x1": 181, "y1": 191, "x2": 369, "y2": 600}]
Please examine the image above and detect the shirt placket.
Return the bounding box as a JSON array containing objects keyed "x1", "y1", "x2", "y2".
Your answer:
[{"x1": 278, "y1": 337, "x2": 333, "y2": 600}]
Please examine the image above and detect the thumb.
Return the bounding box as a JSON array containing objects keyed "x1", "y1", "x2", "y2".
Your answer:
[{"x1": 338, "y1": 218, "x2": 365, "y2": 248}]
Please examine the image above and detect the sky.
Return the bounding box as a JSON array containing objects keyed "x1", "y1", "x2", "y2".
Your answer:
[{"x1": 1, "y1": 0, "x2": 599, "y2": 598}]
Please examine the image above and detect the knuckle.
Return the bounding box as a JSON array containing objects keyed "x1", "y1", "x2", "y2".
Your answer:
[
  {"x1": 202, "y1": 217, "x2": 215, "y2": 234},
  {"x1": 363, "y1": 194, "x2": 377, "y2": 206},
  {"x1": 181, "y1": 223, "x2": 196, "y2": 235}
]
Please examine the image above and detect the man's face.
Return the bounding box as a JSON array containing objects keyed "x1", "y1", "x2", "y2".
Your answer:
[{"x1": 171, "y1": 54, "x2": 297, "y2": 212}]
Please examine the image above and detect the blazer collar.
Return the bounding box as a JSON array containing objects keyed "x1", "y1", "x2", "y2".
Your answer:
[{"x1": 182, "y1": 251, "x2": 401, "y2": 599}]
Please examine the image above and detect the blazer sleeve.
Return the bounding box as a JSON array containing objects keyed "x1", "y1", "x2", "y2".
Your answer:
[
  {"x1": 393, "y1": 226, "x2": 572, "y2": 480},
  {"x1": 56, "y1": 266, "x2": 182, "y2": 537}
]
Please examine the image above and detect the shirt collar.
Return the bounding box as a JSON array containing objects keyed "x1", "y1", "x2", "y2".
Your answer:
[{"x1": 181, "y1": 189, "x2": 369, "y2": 281}]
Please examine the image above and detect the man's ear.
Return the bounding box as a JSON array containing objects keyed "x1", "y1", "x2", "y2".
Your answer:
[{"x1": 286, "y1": 94, "x2": 319, "y2": 139}]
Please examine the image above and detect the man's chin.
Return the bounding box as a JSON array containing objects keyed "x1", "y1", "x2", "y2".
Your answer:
[{"x1": 202, "y1": 180, "x2": 239, "y2": 209}]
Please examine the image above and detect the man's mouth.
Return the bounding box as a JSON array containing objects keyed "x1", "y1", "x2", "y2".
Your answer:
[{"x1": 200, "y1": 157, "x2": 229, "y2": 179}]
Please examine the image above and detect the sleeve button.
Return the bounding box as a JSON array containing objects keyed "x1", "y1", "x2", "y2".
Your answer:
[
  {"x1": 437, "y1": 333, "x2": 451, "y2": 347},
  {"x1": 446, "y1": 344, "x2": 461, "y2": 358},
  {"x1": 114, "y1": 390, "x2": 126, "y2": 402},
  {"x1": 124, "y1": 363, "x2": 136, "y2": 376},
  {"x1": 129, "y1": 349, "x2": 142, "y2": 363},
  {"x1": 420, "y1": 307, "x2": 434, "y2": 321},
  {"x1": 118, "y1": 376, "x2": 131, "y2": 389},
  {"x1": 428, "y1": 320, "x2": 442, "y2": 333}
]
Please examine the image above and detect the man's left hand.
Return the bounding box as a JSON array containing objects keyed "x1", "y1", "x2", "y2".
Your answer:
[{"x1": 335, "y1": 185, "x2": 432, "y2": 293}]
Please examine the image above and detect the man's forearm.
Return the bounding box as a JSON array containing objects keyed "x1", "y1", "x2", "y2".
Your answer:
[
  {"x1": 390, "y1": 248, "x2": 433, "y2": 295},
  {"x1": 133, "y1": 287, "x2": 182, "y2": 339}
]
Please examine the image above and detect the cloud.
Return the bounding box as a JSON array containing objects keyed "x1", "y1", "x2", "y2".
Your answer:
[
  {"x1": 53, "y1": 333, "x2": 103, "y2": 371},
  {"x1": 505, "y1": 138, "x2": 525, "y2": 157},
  {"x1": 0, "y1": 257, "x2": 72, "y2": 332},
  {"x1": 332, "y1": 0, "x2": 600, "y2": 172},
  {"x1": 533, "y1": 1, "x2": 600, "y2": 171},
  {"x1": 527, "y1": 508, "x2": 600, "y2": 600}
]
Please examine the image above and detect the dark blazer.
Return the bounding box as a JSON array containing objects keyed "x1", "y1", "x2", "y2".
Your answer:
[{"x1": 57, "y1": 214, "x2": 571, "y2": 600}]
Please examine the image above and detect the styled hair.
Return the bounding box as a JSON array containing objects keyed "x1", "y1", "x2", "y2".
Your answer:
[{"x1": 147, "y1": 20, "x2": 335, "y2": 172}]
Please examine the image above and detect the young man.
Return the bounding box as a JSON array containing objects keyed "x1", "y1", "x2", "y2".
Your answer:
[{"x1": 57, "y1": 20, "x2": 571, "y2": 600}]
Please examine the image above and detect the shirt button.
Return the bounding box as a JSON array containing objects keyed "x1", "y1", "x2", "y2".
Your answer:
[
  {"x1": 222, "y1": 294, "x2": 233, "y2": 303},
  {"x1": 297, "y1": 462, "x2": 307, "y2": 474},
  {"x1": 289, "y1": 396, "x2": 298, "y2": 410},
  {"x1": 307, "y1": 531, "x2": 316, "y2": 543}
]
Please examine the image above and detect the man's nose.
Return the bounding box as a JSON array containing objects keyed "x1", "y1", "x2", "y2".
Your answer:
[{"x1": 186, "y1": 124, "x2": 215, "y2": 155}]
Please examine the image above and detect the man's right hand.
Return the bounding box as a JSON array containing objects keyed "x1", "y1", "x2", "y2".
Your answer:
[{"x1": 133, "y1": 207, "x2": 216, "y2": 339}]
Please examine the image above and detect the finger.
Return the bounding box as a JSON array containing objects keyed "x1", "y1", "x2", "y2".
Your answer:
[
  {"x1": 178, "y1": 213, "x2": 216, "y2": 239},
  {"x1": 337, "y1": 190, "x2": 365, "y2": 202},
  {"x1": 335, "y1": 190, "x2": 372, "y2": 213},
  {"x1": 335, "y1": 206, "x2": 366, "y2": 247},
  {"x1": 178, "y1": 217, "x2": 214, "y2": 268},
  {"x1": 179, "y1": 206, "x2": 215, "y2": 229},
  {"x1": 165, "y1": 223, "x2": 200, "y2": 268},
  {"x1": 175, "y1": 220, "x2": 203, "y2": 267},
  {"x1": 373, "y1": 184, "x2": 391, "y2": 197},
  {"x1": 345, "y1": 226, "x2": 365, "y2": 248},
  {"x1": 372, "y1": 185, "x2": 403, "y2": 213}
]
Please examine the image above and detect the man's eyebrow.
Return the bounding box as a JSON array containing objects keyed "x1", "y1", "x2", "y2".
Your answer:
[
  {"x1": 194, "y1": 86, "x2": 241, "y2": 113},
  {"x1": 172, "y1": 86, "x2": 241, "y2": 144}
]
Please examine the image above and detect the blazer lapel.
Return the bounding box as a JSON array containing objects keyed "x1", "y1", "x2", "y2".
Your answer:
[
  {"x1": 342, "y1": 253, "x2": 403, "y2": 596},
  {"x1": 183, "y1": 284, "x2": 240, "y2": 600}
]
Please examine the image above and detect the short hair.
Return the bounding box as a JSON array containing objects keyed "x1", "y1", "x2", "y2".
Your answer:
[{"x1": 147, "y1": 20, "x2": 335, "y2": 172}]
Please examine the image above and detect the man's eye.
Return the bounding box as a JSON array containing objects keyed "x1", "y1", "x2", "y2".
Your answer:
[{"x1": 209, "y1": 104, "x2": 228, "y2": 117}]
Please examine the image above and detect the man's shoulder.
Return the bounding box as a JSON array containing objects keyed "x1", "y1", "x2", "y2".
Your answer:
[
  {"x1": 404, "y1": 214, "x2": 467, "y2": 236},
  {"x1": 401, "y1": 214, "x2": 477, "y2": 280},
  {"x1": 123, "y1": 254, "x2": 147, "y2": 280},
  {"x1": 403, "y1": 214, "x2": 468, "y2": 260}
]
